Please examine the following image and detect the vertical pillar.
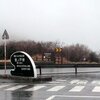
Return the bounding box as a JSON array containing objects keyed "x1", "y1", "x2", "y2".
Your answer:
[
  {"x1": 4, "y1": 40, "x2": 7, "y2": 75},
  {"x1": 75, "y1": 64, "x2": 77, "y2": 75}
]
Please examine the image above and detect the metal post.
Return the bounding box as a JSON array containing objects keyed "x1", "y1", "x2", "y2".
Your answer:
[
  {"x1": 39, "y1": 66, "x2": 42, "y2": 75},
  {"x1": 75, "y1": 64, "x2": 77, "y2": 75},
  {"x1": 4, "y1": 40, "x2": 7, "y2": 75},
  {"x1": 61, "y1": 52, "x2": 63, "y2": 64},
  {"x1": 2, "y1": 29, "x2": 9, "y2": 75}
]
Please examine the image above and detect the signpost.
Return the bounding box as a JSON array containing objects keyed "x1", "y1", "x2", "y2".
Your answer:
[
  {"x1": 55, "y1": 48, "x2": 63, "y2": 64},
  {"x1": 2, "y1": 29, "x2": 9, "y2": 75}
]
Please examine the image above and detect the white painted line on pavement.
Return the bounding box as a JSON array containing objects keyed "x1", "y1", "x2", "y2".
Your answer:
[
  {"x1": 6, "y1": 85, "x2": 27, "y2": 91},
  {"x1": 70, "y1": 80, "x2": 79, "y2": 84},
  {"x1": 46, "y1": 95, "x2": 55, "y2": 100},
  {"x1": 46, "y1": 95, "x2": 100, "y2": 100},
  {"x1": 77, "y1": 80, "x2": 88, "y2": 85},
  {"x1": 25, "y1": 85, "x2": 45, "y2": 91},
  {"x1": 56, "y1": 79, "x2": 67, "y2": 82},
  {"x1": 47, "y1": 86, "x2": 65, "y2": 92},
  {"x1": 92, "y1": 80, "x2": 100, "y2": 85},
  {"x1": 54, "y1": 95, "x2": 100, "y2": 98},
  {"x1": 48, "y1": 81, "x2": 61, "y2": 84},
  {"x1": 0, "y1": 84, "x2": 11, "y2": 88},
  {"x1": 69, "y1": 86, "x2": 85, "y2": 92},
  {"x1": 70, "y1": 80, "x2": 88, "y2": 85},
  {"x1": 92, "y1": 86, "x2": 100, "y2": 92}
]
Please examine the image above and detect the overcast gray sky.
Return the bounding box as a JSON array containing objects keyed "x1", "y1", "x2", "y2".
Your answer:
[{"x1": 0, "y1": 0, "x2": 100, "y2": 51}]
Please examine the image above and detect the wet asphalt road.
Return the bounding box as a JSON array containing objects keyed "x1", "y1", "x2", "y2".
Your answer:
[{"x1": 0, "y1": 73, "x2": 100, "y2": 100}]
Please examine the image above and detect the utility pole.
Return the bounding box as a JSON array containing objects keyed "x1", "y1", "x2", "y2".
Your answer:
[{"x1": 2, "y1": 29, "x2": 9, "y2": 75}]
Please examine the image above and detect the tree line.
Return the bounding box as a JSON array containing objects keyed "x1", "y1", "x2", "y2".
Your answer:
[{"x1": 0, "y1": 40, "x2": 99, "y2": 63}]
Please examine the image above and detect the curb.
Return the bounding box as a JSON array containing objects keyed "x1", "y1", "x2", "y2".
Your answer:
[{"x1": 0, "y1": 74, "x2": 52, "y2": 83}]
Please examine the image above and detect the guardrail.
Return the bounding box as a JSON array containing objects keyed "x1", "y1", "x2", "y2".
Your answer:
[
  {"x1": 36, "y1": 64, "x2": 100, "y2": 75},
  {"x1": 1, "y1": 60, "x2": 100, "y2": 75}
]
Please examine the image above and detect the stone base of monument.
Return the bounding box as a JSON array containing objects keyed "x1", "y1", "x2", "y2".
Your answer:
[{"x1": 0, "y1": 74, "x2": 52, "y2": 83}]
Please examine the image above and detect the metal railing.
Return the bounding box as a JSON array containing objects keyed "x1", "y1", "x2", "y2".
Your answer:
[{"x1": 36, "y1": 63, "x2": 100, "y2": 75}]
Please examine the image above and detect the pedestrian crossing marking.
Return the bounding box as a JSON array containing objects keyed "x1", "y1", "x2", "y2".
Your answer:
[
  {"x1": 92, "y1": 86, "x2": 100, "y2": 92},
  {"x1": 48, "y1": 79, "x2": 67, "y2": 84},
  {"x1": 25, "y1": 85, "x2": 45, "y2": 91},
  {"x1": 69, "y1": 86, "x2": 85, "y2": 92},
  {"x1": 77, "y1": 80, "x2": 88, "y2": 85},
  {"x1": 92, "y1": 81, "x2": 100, "y2": 85},
  {"x1": 48, "y1": 79, "x2": 100, "y2": 85},
  {"x1": 0, "y1": 84, "x2": 11, "y2": 89},
  {"x1": 5, "y1": 85, "x2": 27, "y2": 91},
  {"x1": 46, "y1": 95, "x2": 55, "y2": 100},
  {"x1": 3, "y1": 83, "x2": 100, "y2": 93},
  {"x1": 70, "y1": 80, "x2": 79, "y2": 84},
  {"x1": 56, "y1": 79, "x2": 67, "y2": 82},
  {"x1": 70, "y1": 80, "x2": 87, "y2": 85},
  {"x1": 2, "y1": 79, "x2": 100, "y2": 92},
  {"x1": 48, "y1": 81, "x2": 61, "y2": 84},
  {"x1": 47, "y1": 86, "x2": 65, "y2": 92}
]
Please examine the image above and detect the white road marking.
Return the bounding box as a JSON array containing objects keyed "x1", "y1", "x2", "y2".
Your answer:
[
  {"x1": 70, "y1": 80, "x2": 88, "y2": 85},
  {"x1": 69, "y1": 86, "x2": 85, "y2": 92},
  {"x1": 46, "y1": 95, "x2": 55, "y2": 100},
  {"x1": 70, "y1": 80, "x2": 79, "y2": 84},
  {"x1": 47, "y1": 86, "x2": 65, "y2": 92},
  {"x1": 0, "y1": 84, "x2": 11, "y2": 88},
  {"x1": 46, "y1": 95, "x2": 100, "y2": 100},
  {"x1": 25, "y1": 85, "x2": 45, "y2": 91},
  {"x1": 92, "y1": 80, "x2": 100, "y2": 85},
  {"x1": 92, "y1": 86, "x2": 100, "y2": 92},
  {"x1": 77, "y1": 80, "x2": 88, "y2": 85},
  {"x1": 48, "y1": 81, "x2": 61, "y2": 84},
  {"x1": 53, "y1": 95, "x2": 100, "y2": 98},
  {"x1": 6, "y1": 85, "x2": 27, "y2": 91},
  {"x1": 56, "y1": 79, "x2": 67, "y2": 82}
]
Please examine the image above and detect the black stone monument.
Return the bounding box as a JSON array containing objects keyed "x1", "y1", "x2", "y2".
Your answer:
[{"x1": 10, "y1": 51, "x2": 37, "y2": 78}]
